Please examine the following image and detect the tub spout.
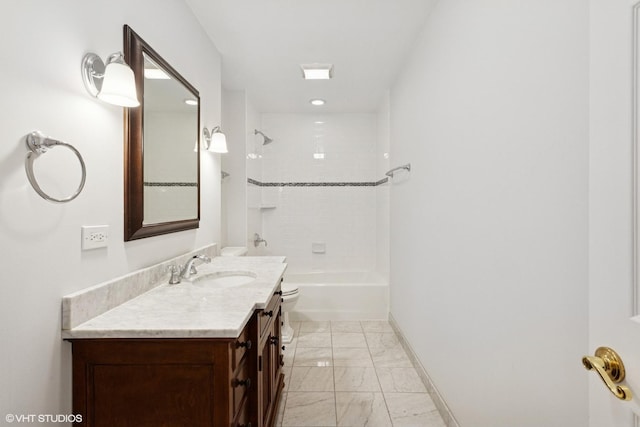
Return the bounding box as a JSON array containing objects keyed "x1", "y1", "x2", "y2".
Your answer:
[{"x1": 254, "y1": 233, "x2": 267, "y2": 247}]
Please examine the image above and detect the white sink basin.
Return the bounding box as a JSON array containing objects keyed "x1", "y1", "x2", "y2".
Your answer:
[{"x1": 190, "y1": 271, "x2": 257, "y2": 288}]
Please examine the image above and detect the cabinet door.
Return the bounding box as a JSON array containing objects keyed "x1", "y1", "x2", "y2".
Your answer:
[
  {"x1": 259, "y1": 325, "x2": 274, "y2": 427},
  {"x1": 271, "y1": 306, "x2": 283, "y2": 404},
  {"x1": 71, "y1": 339, "x2": 229, "y2": 427},
  {"x1": 257, "y1": 291, "x2": 284, "y2": 427}
]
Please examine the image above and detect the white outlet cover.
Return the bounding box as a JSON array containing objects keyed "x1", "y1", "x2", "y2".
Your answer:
[{"x1": 81, "y1": 225, "x2": 109, "y2": 250}]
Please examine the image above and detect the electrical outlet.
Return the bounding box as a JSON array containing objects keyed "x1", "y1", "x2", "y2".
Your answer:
[{"x1": 82, "y1": 225, "x2": 109, "y2": 250}]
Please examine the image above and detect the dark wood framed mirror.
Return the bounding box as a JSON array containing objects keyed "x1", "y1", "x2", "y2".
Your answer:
[{"x1": 123, "y1": 25, "x2": 200, "y2": 241}]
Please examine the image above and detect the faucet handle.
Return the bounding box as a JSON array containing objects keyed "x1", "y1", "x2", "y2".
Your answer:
[{"x1": 168, "y1": 264, "x2": 181, "y2": 284}]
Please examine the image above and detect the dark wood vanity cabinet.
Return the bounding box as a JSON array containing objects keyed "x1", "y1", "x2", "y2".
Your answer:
[
  {"x1": 256, "y1": 287, "x2": 284, "y2": 427},
  {"x1": 69, "y1": 287, "x2": 284, "y2": 427}
]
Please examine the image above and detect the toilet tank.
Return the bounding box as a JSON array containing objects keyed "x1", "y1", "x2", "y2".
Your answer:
[{"x1": 220, "y1": 247, "x2": 248, "y2": 257}]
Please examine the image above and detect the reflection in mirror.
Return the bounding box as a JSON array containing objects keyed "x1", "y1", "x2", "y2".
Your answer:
[
  {"x1": 124, "y1": 25, "x2": 200, "y2": 240},
  {"x1": 142, "y1": 54, "x2": 198, "y2": 224}
]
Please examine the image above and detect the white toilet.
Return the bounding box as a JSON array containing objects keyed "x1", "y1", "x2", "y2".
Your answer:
[
  {"x1": 222, "y1": 246, "x2": 298, "y2": 343},
  {"x1": 220, "y1": 247, "x2": 248, "y2": 257},
  {"x1": 281, "y1": 281, "x2": 299, "y2": 344}
]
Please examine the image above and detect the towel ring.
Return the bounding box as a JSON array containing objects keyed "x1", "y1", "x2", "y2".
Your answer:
[{"x1": 25, "y1": 131, "x2": 86, "y2": 203}]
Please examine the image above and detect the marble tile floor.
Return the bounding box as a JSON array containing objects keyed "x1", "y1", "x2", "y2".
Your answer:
[{"x1": 274, "y1": 320, "x2": 446, "y2": 427}]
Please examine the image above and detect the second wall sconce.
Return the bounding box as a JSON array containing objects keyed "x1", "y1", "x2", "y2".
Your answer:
[
  {"x1": 81, "y1": 52, "x2": 140, "y2": 107},
  {"x1": 203, "y1": 126, "x2": 228, "y2": 153}
]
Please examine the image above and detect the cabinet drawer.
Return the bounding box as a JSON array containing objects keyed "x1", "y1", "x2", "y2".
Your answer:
[
  {"x1": 258, "y1": 287, "x2": 282, "y2": 339},
  {"x1": 232, "y1": 357, "x2": 252, "y2": 417}
]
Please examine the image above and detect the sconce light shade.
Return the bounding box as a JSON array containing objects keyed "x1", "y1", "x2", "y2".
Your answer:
[
  {"x1": 209, "y1": 132, "x2": 228, "y2": 153},
  {"x1": 203, "y1": 126, "x2": 228, "y2": 153},
  {"x1": 82, "y1": 52, "x2": 140, "y2": 107}
]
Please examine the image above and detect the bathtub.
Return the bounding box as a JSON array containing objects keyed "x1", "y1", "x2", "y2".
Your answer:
[{"x1": 284, "y1": 271, "x2": 389, "y2": 321}]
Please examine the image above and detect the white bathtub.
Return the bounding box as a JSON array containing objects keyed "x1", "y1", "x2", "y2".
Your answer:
[{"x1": 284, "y1": 271, "x2": 389, "y2": 321}]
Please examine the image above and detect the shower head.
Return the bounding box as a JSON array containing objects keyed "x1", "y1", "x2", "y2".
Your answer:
[{"x1": 254, "y1": 129, "x2": 273, "y2": 145}]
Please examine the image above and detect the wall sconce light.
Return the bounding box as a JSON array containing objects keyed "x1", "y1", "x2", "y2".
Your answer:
[
  {"x1": 203, "y1": 126, "x2": 228, "y2": 153},
  {"x1": 81, "y1": 52, "x2": 140, "y2": 107}
]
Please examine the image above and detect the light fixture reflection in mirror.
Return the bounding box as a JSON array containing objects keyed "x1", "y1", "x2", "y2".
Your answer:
[
  {"x1": 203, "y1": 126, "x2": 228, "y2": 153},
  {"x1": 81, "y1": 52, "x2": 140, "y2": 107}
]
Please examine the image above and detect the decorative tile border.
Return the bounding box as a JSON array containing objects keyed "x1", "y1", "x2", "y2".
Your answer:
[
  {"x1": 62, "y1": 244, "x2": 217, "y2": 330},
  {"x1": 144, "y1": 182, "x2": 197, "y2": 187},
  {"x1": 388, "y1": 313, "x2": 460, "y2": 427},
  {"x1": 248, "y1": 177, "x2": 388, "y2": 187}
]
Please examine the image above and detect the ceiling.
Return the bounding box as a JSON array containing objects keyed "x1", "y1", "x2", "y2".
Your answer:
[{"x1": 185, "y1": 0, "x2": 438, "y2": 113}]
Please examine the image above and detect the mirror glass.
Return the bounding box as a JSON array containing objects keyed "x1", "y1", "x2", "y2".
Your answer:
[
  {"x1": 142, "y1": 54, "x2": 199, "y2": 224},
  {"x1": 124, "y1": 25, "x2": 200, "y2": 240}
]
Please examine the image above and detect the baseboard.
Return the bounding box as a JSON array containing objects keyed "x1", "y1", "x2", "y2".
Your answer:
[
  {"x1": 388, "y1": 313, "x2": 460, "y2": 427},
  {"x1": 290, "y1": 311, "x2": 388, "y2": 321}
]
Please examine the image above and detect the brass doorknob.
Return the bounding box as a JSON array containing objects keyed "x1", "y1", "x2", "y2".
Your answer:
[{"x1": 582, "y1": 347, "x2": 632, "y2": 401}]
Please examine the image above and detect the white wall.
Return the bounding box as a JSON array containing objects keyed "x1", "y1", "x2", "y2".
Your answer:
[
  {"x1": 256, "y1": 113, "x2": 379, "y2": 273},
  {"x1": 376, "y1": 94, "x2": 390, "y2": 279},
  {"x1": 221, "y1": 89, "x2": 248, "y2": 247},
  {"x1": 0, "y1": 0, "x2": 222, "y2": 420},
  {"x1": 389, "y1": 1, "x2": 589, "y2": 426}
]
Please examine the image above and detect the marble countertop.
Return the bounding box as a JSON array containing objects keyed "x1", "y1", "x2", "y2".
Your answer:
[{"x1": 62, "y1": 256, "x2": 287, "y2": 340}]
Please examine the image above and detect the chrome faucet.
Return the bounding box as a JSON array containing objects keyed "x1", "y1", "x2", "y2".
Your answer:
[
  {"x1": 253, "y1": 233, "x2": 267, "y2": 247},
  {"x1": 180, "y1": 254, "x2": 211, "y2": 280}
]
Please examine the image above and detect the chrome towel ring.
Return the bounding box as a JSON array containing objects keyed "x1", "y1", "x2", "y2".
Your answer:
[{"x1": 25, "y1": 131, "x2": 86, "y2": 203}]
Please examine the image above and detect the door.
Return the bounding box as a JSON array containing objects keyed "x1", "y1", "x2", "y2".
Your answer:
[{"x1": 589, "y1": 0, "x2": 640, "y2": 425}]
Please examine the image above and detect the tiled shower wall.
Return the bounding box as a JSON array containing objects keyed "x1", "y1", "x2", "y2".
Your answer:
[{"x1": 249, "y1": 113, "x2": 387, "y2": 274}]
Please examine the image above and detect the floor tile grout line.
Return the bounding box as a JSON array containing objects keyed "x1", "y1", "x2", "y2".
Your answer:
[
  {"x1": 364, "y1": 321, "x2": 396, "y2": 426},
  {"x1": 329, "y1": 325, "x2": 335, "y2": 422},
  {"x1": 328, "y1": 321, "x2": 337, "y2": 427},
  {"x1": 331, "y1": 333, "x2": 338, "y2": 426}
]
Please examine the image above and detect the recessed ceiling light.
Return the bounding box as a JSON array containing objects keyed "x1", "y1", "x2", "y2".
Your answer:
[
  {"x1": 185, "y1": 99, "x2": 198, "y2": 106},
  {"x1": 310, "y1": 99, "x2": 325, "y2": 106},
  {"x1": 301, "y1": 64, "x2": 333, "y2": 80}
]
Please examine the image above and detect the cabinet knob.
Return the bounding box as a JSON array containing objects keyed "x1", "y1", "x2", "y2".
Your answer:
[
  {"x1": 236, "y1": 340, "x2": 252, "y2": 350},
  {"x1": 233, "y1": 378, "x2": 251, "y2": 389},
  {"x1": 262, "y1": 310, "x2": 274, "y2": 317},
  {"x1": 282, "y1": 345, "x2": 286, "y2": 351},
  {"x1": 274, "y1": 290, "x2": 283, "y2": 296},
  {"x1": 270, "y1": 336, "x2": 279, "y2": 345}
]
